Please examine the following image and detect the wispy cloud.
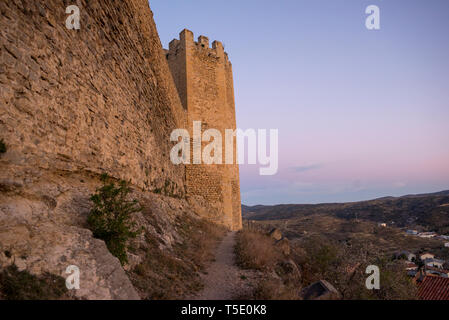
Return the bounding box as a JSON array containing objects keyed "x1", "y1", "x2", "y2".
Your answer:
[
  {"x1": 393, "y1": 181, "x2": 407, "y2": 188},
  {"x1": 291, "y1": 163, "x2": 324, "y2": 173}
]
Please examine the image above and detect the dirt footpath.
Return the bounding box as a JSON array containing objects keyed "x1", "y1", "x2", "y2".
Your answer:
[{"x1": 188, "y1": 231, "x2": 258, "y2": 300}]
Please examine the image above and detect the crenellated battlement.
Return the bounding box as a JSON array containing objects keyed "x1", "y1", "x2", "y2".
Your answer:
[{"x1": 166, "y1": 29, "x2": 231, "y2": 65}]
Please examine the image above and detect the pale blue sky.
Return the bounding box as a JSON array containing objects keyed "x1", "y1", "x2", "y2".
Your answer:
[{"x1": 151, "y1": 0, "x2": 449, "y2": 205}]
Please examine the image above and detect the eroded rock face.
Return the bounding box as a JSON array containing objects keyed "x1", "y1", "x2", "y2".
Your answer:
[
  {"x1": 269, "y1": 228, "x2": 283, "y2": 241},
  {"x1": 0, "y1": 223, "x2": 139, "y2": 299},
  {"x1": 0, "y1": 171, "x2": 140, "y2": 299},
  {"x1": 0, "y1": 169, "x2": 220, "y2": 299},
  {"x1": 300, "y1": 280, "x2": 341, "y2": 300}
]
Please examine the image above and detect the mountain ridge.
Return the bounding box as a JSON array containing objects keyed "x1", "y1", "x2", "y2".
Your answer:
[
  {"x1": 242, "y1": 190, "x2": 449, "y2": 234},
  {"x1": 243, "y1": 189, "x2": 449, "y2": 210}
]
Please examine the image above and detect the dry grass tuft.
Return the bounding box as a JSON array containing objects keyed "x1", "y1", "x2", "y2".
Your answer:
[
  {"x1": 253, "y1": 278, "x2": 300, "y2": 300},
  {"x1": 234, "y1": 229, "x2": 303, "y2": 300},
  {"x1": 0, "y1": 265, "x2": 68, "y2": 300},
  {"x1": 235, "y1": 230, "x2": 281, "y2": 271}
]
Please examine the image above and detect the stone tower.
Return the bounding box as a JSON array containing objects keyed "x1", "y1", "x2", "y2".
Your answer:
[{"x1": 166, "y1": 29, "x2": 242, "y2": 231}]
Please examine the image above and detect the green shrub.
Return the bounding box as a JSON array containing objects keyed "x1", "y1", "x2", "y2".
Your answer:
[
  {"x1": 0, "y1": 139, "x2": 6, "y2": 154},
  {"x1": 88, "y1": 174, "x2": 141, "y2": 265},
  {"x1": 0, "y1": 265, "x2": 67, "y2": 300}
]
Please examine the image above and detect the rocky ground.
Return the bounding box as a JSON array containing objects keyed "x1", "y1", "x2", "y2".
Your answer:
[{"x1": 0, "y1": 168, "x2": 224, "y2": 300}]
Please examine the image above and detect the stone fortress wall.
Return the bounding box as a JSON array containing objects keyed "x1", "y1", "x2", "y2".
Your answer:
[
  {"x1": 0, "y1": 0, "x2": 242, "y2": 298},
  {"x1": 0, "y1": 0, "x2": 187, "y2": 196}
]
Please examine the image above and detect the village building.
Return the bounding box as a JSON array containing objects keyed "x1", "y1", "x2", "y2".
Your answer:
[
  {"x1": 420, "y1": 253, "x2": 435, "y2": 261},
  {"x1": 424, "y1": 258, "x2": 445, "y2": 269},
  {"x1": 418, "y1": 232, "x2": 437, "y2": 238},
  {"x1": 425, "y1": 267, "x2": 449, "y2": 278}
]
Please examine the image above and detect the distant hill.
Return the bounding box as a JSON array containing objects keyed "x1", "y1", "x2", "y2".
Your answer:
[{"x1": 242, "y1": 190, "x2": 449, "y2": 233}]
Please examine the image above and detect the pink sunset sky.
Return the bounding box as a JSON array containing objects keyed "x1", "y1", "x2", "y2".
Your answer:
[{"x1": 152, "y1": 0, "x2": 449, "y2": 204}]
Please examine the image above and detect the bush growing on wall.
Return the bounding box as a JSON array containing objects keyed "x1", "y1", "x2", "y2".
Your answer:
[
  {"x1": 88, "y1": 174, "x2": 141, "y2": 265},
  {"x1": 0, "y1": 139, "x2": 6, "y2": 154}
]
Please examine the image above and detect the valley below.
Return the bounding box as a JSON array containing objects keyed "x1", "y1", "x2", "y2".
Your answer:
[
  {"x1": 241, "y1": 190, "x2": 449, "y2": 299},
  {"x1": 243, "y1": 190, "x2": 449, "y2": 260}
]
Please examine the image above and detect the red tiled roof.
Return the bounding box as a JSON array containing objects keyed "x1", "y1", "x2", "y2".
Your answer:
[{"x1": 418, "y1": 276, "x2": 449, "y2": 300}]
